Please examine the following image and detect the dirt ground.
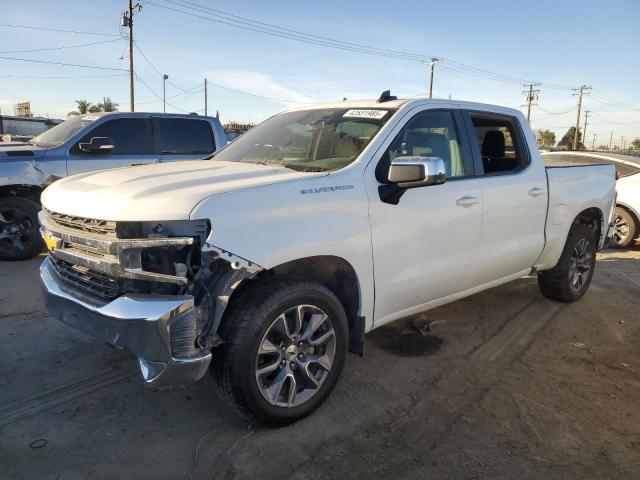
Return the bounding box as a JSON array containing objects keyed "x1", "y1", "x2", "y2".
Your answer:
[{"x1": 1, "y1": 249, "x2": 639, "y2": 480}]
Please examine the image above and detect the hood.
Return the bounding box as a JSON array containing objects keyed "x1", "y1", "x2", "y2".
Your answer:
[
  {"x1": 41, "y1": 160, "x2": 319, "y2": 221},
  {"x1": 0, "y1": 143, "x2": 49, "y2": 160}
]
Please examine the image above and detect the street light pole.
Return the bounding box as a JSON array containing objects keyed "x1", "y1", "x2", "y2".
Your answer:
[
  {"x1": 428, "y1": 58, "x2": 440, "y2": 99},
  {"x1": 163, "y1": 74, "x2": 169, "y2": 113}
]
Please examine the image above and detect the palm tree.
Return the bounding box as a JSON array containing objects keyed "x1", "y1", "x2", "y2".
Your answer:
[
  {"x1": 67, "y1": 99, "x2": 92, "y2": 117},
  {"x1": 95, "y1": 97, "x2": 119, "y2": 112}
]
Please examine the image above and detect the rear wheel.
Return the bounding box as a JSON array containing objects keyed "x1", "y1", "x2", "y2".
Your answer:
[
  {"x1": 610, "y1": 206, "x2": 637, "y2": 248},
  {"x1": 212, "y1": 280, "x2": 348, "y2": 426},
  {"x1": 0, "y1": 197, "x2": 44, "y2": 261},
  {"x1": 538, "y1": 223, "x2": 596, "y2": 302}
]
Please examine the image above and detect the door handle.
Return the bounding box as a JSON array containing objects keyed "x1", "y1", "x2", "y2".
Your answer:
[
  {"x1": 528, "y1": 187, "x2": 545, "y2": 197},
  {"x1": 456, "y1": 196, "x2": 479, "y2": 207}
]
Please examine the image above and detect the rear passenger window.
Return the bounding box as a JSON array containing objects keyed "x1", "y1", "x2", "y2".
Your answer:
[
  {"x1": 157, "y1": 119, "x2": 214, "y2": 154},
  {"x1": 470, "y1": 115, "x2": 528, "y2": 174},
  {"x1": 74, "y1": 118, "x2": 151, "y2": 155}
]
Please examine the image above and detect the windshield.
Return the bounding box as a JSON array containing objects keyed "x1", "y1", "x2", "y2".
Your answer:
[
  {"x1": 31, "y1": 114, "x2": 100, "y2": 148},
  {"x1": 212, "y1": 108, "x2": 395, "y2": 172}
]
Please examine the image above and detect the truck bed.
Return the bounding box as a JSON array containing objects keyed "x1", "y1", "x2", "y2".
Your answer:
[{"x1": 535, "y1": 162, "x2": 617, "y2": 270}]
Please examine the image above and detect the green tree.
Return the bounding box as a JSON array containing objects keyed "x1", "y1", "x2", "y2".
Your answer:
[
  {"x1": 96, "y1": 97, "x2": 119, "y2": 112},
  {"x1": 632, "y1": 138, "x2": 640, "y2": 150},
  {"x1": 537, "y1": 129, "x2": 556, "y2": 148},
  {"x1": 67, "y1": 99, "x2": 92, "y2": 117},
  {"x1": 558, "y1": 127, "x2": 582, "y2": 150}
]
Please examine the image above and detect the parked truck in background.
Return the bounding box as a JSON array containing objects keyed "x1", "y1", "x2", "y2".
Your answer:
[
  {"x1": 0, "y1": 112, "x2": 227, "y2": 260},
  {"x1": 39, "y1": 94, "x2": 616, "y2": 425}
]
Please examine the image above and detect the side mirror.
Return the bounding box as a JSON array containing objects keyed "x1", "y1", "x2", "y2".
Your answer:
[
  {"x1": 78, "y1": 137, "x2": 114, "y2": 153},
  {"x1": 388, "y1": 156, "x2": 446, "y2": 188}
]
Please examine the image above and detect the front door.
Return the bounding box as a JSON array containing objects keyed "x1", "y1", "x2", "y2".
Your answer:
[
  {"x1": 66, "y1": 117, "x2": 158, "y2": 175},
  {"x1": 365, "y1": 107, "x2": 483, "y2": 326}
]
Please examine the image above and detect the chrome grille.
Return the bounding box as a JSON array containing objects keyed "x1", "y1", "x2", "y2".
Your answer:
[
  {"x1": 49, "y1": 256, "x2": 121, "y2": 300},
  {"x1": 44, "y1": 208, "x2": 116, "y2": 236}
]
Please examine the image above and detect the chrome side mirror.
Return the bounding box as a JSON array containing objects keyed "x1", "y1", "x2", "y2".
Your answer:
[{"x1": 388, "y1": 156, "x2": 446, "y2": 188}]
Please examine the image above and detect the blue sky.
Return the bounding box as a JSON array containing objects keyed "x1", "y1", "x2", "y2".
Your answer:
[{"x1": 1, "y1": 0, "x2": 639, "y2": 145}]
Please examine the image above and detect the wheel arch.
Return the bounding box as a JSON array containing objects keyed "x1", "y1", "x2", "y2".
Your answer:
[
  {"x1": 228, "y1": 255, "x2": 365, "y2": 355},
  {"x1": 572, "y1": 207, "x2": 604, "y2": 246},
  {"x1": 0, "y1": 184, "x2": 43, "y2": 204}
]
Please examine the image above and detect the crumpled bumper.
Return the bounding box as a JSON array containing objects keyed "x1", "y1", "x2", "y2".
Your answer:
[{"x1": 40, "y1": 257, "x2": 211, "y2": 388}]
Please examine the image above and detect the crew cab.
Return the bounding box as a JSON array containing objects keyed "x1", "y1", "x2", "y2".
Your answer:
[
  {"x1": 39, "y1": 94, "x2": 616, "y2": 425},
  {"x1": 0, "y1": 112, "x2": 227, "y2": 260}
]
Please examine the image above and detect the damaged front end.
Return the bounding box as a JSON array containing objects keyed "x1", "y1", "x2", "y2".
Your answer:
[{"x1": 39, "y1": 209, "x2": 260, "y2": 387}]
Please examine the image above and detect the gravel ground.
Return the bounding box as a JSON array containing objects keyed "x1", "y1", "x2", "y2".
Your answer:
[{"x1": 1, "y1": 249, "x2": 639, "y2": 479}]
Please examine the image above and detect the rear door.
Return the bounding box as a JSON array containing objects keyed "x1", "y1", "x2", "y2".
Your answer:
[
  {"x1": 154, "y1": 117, "x2": 216, "y2": 162},
  {"x1": 463, "y1": 111, "x2": 547, "y2": 283},
  {"x1": 66, "y1": 117, "x2": 157, "y2": 175}
]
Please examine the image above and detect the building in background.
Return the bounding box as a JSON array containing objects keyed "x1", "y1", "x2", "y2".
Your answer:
[{"x1": 223, "y1": 121, "x2": 255, "y2": 141}]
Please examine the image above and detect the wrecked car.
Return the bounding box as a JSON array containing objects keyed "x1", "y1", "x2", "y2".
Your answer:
[{"x1": 39, "y1": 94, "x2": 616, "y2": 425}]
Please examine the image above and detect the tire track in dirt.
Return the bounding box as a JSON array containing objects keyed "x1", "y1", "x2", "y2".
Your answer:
[
  {"x1": 285, "y1": 298, "x2": 570, "y2": 480},
  {"x1": 0, "y1": 364, "x2": 137, "y2": 426}
]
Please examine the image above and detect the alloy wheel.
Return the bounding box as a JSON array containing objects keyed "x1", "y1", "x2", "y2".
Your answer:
[
  {"x1": 0, "y1": 207, "x2": 38, "y2": 255},
  {"x1": 255, "y1": 304, "x2": 336, "y2": 408},
  {"x1": 568, "y1": 238, "x2": 593, "y2": 293},
  {"x1": 612, "y1": 212, "x2": 630, "y2": 246}
]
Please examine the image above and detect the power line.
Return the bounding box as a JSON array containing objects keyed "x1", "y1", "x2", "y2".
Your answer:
[
  {"x1": 0, "y1": 38, "x2": 122, "y2": 55},
  {"x1": 133, "y1": 42, "x2": 309, "y2": 104},
  {"x1": 0, "y1": 73, "x2": 127, "y2": 79},
  {"x1": 135, "y1": 74, "x2": 193, "y2": 113},
  {"x1": 0, "y1": 55, "x2": 128, "y2": 71},
  {"x1": 0, "y1": 23, "x2": 120, "y2": 37}
]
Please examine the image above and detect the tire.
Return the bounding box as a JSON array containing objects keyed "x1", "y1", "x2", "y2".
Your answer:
[
  {"x1": 538, "y1": 223, "x2": 596, "y2": 302},
  {"x1": 0, "y1": 197, "x2": 44, "y2": 261},
  {"x1": 212, "y1": 279, "x2": 348, "y2": 426},
  {"x1": 610, "y1": 206, "x2": 637, "y2": 249}
]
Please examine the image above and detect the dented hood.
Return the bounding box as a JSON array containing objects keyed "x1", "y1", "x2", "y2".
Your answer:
[{"x1": 41, "y1": 160, "x2": 315, "y2": 221}]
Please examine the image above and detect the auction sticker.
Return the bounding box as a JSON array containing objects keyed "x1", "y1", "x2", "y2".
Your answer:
[{"x1": 343, "y1": 109, "x2": 388, "y2": 120}]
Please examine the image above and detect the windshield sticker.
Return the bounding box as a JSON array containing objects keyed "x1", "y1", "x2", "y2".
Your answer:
[
  {"x1": 343, "y1": 109, "x2": 388, "y2": 120},
  {"x1": 300, "y1": 185, "x2": 354, "y2": 195}
]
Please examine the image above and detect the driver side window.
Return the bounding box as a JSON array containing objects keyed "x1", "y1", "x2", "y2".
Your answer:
[
  {"x1": 72, "y1": 118, "x2": 151, "y2": 156},
  {"x1": 378, "y1": 110, "x2": 466, "y2": 181}
]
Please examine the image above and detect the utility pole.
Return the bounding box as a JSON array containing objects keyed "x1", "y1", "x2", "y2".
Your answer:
[
  {"x1": 621, "y1": 136, "x2": 625, "y2": 150},
  {"x1": 122, "y1": 1, "x2": 141, "y2": 112},
  {"x1": 426, "y1": 58, "x2": 440, "y2": 99},
  {"x1": 592, "y1": 133, "x2": 597, "y2": 150},
  {"x1": 522, "y1": 83, "x2": 540, "y2": 121},
  {"x1": 572, "y1": 85, "x2": 591, "y2": 150},
  {"x1": 162, "y1": 74, "x2": 169, "y2": 113},
  {"x1": 204, "y1": 78, "x2": 208, "y2": 116},
  {"x1": 582, "y1": 110, "x2": 590, "y2": 150},
  {"x1": 609, "y1": 131, "x2": 613, "y2": 149}
]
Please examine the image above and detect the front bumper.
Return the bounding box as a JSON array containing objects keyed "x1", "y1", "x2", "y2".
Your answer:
[{"x1": 40, "y1": 257, "x2": 211, "y2": 388}]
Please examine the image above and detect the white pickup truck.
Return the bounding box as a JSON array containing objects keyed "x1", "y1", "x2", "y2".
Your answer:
[{"x1": 39, "y1": 93, "x2": 616, "y2": 425}]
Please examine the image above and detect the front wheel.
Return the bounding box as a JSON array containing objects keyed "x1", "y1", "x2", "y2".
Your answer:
[
  {"x1": 0, "y1": 197, "x2": 44, "y2": 261},
  {"x1": 610, "y1": 206, "x2": 637, "y2": 248},
  {"x1": 538, "y1": 223, "x2": 596, "y2": 302},
  {"x1": 212, "y1": 280, "x2": 348, "y2": 426}
]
